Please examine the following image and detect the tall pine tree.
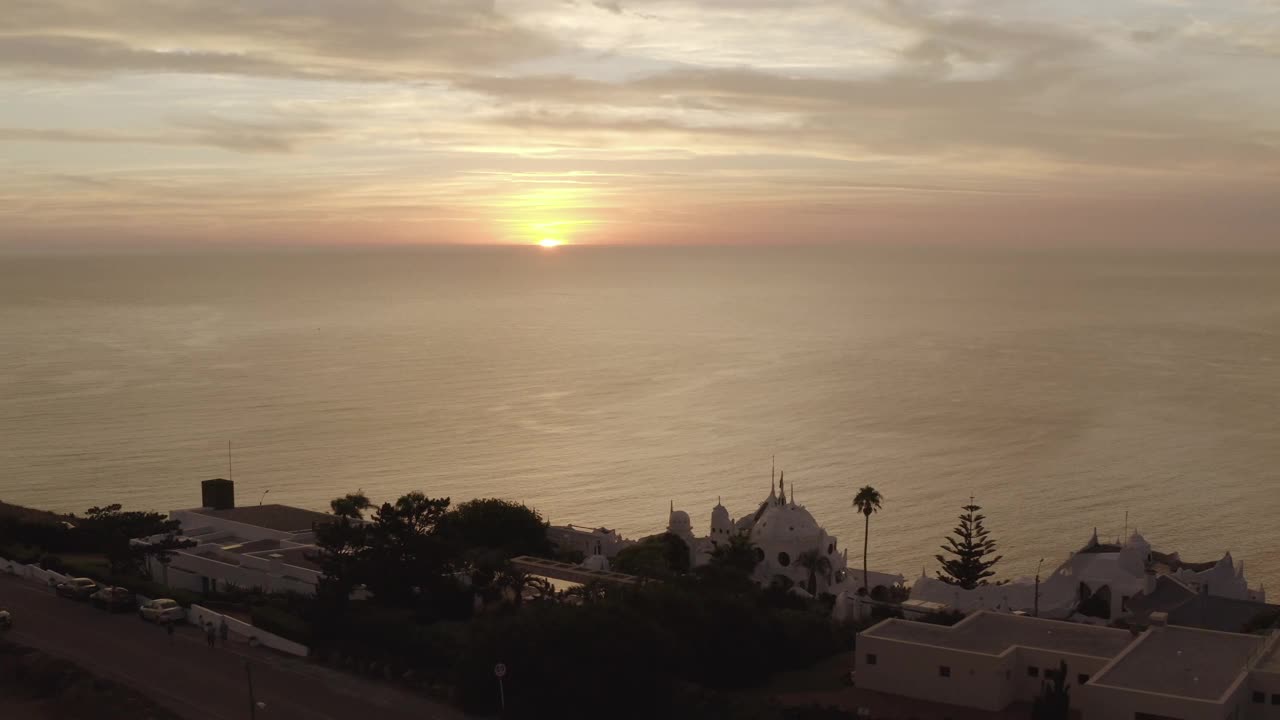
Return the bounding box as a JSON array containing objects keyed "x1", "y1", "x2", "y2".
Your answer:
[{"x1": 935, "y1": 500, "x2": 1002, "y2": 589}]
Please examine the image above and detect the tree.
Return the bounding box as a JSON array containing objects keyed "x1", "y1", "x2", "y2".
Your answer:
[
  {"x1": 707, "y1": 534, "x2": 760, "y2": 577},
  {"x1": 613, "y1": 534, "x2": 690, "y2": 579},
  {"x1": 935, "y1": 500, "x2": 1002, "y2": 589},
  {"x1": 442, "y1": 498, "x2": 552, "y2": 560},
  {"x1": 311, "y1": 512, "x2": 369, "y2": 607},
  {"x1": 329, "y1": 491, "x2": 372, "y2": 520},
  {"x1": 852, "y1": 486, "x2": 883, "y2": 594},
  {"x1": 363, "y1": 492, "x2": 454, "y2": 606},
  {"x1": 78, "y1": 504, "x2": 178, "y2": 576},
  {"x1": 1031, "y1": 660, "x2": 1071, "y2": 720},
  {"x1": 797, "y1": 549, "x2": 832, "y2": 596},
  {"x1": 144, "y1": 533, "x2": 191, "y2": 586}
]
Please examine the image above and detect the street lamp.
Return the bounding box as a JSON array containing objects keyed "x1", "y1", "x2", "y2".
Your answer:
[{"x1": 1034, "y1": 558, "x2": 1045, "y2": 618}]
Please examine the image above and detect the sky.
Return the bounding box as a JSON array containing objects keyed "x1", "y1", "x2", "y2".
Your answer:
[{"x1": 1, "y1": 0, "x2": 1278, "y2": 249}]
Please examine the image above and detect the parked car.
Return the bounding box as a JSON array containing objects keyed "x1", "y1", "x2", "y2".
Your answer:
[
  {"x1": 90, "y1": 586, "x2": 137, "y2": 612},
  {"x1": 55, "y1": 577, "x2": 97, "y2": 600},
  {"x1": 0, "y1": 609, "x2": 11, "y2": 631},
  {"x1": 138, "y1": 598, "x2": 185, "y2": 624}
]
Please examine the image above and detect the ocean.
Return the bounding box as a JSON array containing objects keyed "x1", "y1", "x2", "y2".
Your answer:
[{"x1": 2, "y1": 246, "x2": 1278, "y2": 588}]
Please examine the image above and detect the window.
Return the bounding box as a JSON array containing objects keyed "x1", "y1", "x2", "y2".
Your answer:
[
  {"x1": 1027, "y1": 666, "x2": 1039, "y2": 678},
  {"x1": 828, "y1": 543, "x2": 835, "y2": 554},
  {"x1": 1251, "y1": 692, "x2": 1265, "y2": 704},
  {"x1": 938, "y1": 666, "x2": 951, "y2": 678},
  {"x1": 1078, "y1": 674, "x2": 1090, "y2": 685},
  {"x1": 755, "y1": 547, "x2": 765, "y2": 562},
  {"x1": 777, "y1": 551, "x2": 791, "y2": 567},
  {"x1": 865, "y1": 654, "x2": 877, "y2": 666}
]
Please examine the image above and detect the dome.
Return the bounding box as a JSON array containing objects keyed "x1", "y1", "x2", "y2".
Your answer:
[
  {"x1": 581, "y1": 554, "x2": 610, "y2": 572},
  {"x1": 668, "y1": 508, "x2": 692, "y2": 535},
  {"x1": 711, "y1": 504, "x2": 730, "y2": 523},
  {"x1": 750, "y1": 503, "x2": 822, "y2": 544}
]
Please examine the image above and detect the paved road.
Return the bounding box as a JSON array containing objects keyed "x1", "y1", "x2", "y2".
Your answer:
[{"x1": 0, "y1": 573, "x2": 461, "y2": 720}]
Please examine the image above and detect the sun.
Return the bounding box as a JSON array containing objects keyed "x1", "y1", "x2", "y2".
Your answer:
[{"x1": 538, "y1": 238, "x2": 563, "y2": 248}]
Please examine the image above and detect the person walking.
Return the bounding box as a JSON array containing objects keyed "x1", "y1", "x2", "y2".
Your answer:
[
  {"x1": 218, "y1": 617, "x2": 229, "y2": 647},
  {"x1": 205, "y1": 622, "x2": 216, "y2": 649}
]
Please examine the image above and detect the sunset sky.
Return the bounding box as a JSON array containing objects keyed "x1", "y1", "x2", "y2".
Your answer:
[{"x1": 2, "y1": 0, "x2": 1278, "y2": 248}]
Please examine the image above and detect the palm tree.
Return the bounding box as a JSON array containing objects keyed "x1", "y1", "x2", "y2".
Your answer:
[
  {"x1": 852, "y1": 486, "x2": 883, "y2": 594},
  {"x1": 797, "y1": 548, "x2": 833, "y2": 596}
]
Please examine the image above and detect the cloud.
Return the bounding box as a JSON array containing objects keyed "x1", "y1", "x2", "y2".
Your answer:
[
  {"x1": 1, "y1": 0, "x2": 1278, "y2": 247},
  {"x1": 0, "y1": 115, "x2": 330, "y2": 154},
  {"x1": 0, "y1": 0, "x2": 560, "y2": 79}
]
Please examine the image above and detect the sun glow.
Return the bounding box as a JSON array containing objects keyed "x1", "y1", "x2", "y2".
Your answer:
[{"x1": 539, "y1": 238, "x2": 563, "y2": 248}]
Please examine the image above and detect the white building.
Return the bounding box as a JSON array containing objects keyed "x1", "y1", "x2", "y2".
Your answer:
[
  {"x1": 910, "y1": 528, "x2": 1265, "y2": 621},
  {"x1": 546, "y1": 524, "x2": 631, "y2": 559},
  {"x1": 137, "y1": 495, "x2": 334, "y2": 596},
  {"x1": 666, "y1": 474, "x2": 901, "y2": 596},
  {"x1": 856, "y1": 610, "x2": 1280, "y2": 719}
]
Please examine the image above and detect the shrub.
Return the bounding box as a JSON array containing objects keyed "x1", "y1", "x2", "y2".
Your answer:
[{"x1": 251, "y1": 605, "x2": 312, "y2": 646}]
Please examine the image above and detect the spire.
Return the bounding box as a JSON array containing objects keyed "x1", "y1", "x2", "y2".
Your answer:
[
  {"x1": 790, "y1": 481, "x2": 795, "y2": 506},
  {"x1": 778, "y1": 471, "x2": 786, "y2": 505},
  {"x1": 670, "y1": 500, "x2": 674, "y2": 514}
]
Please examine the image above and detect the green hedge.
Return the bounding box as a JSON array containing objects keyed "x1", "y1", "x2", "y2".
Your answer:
[{"x1": 250, "y1": 605, "x2": 312, "y2": 646}]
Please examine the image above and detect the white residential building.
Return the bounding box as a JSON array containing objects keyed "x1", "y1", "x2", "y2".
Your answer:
[
  {"x1": 855, "y1": 610, "x2": 1280, "y2": 719},
  {"x1": 546, "y1": 524, "x2": 632, "y2": 559},
  {"x1": 137, "y1": 495, "x2": 334, "y2": 596},
  {"x1": 910, "y1": 529, "x2": 1265, "y2": 621}
]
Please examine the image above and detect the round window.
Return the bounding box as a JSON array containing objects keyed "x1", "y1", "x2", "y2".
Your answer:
[{"x1": 777, "y1": 551, "x2": 791, "y2": 567}]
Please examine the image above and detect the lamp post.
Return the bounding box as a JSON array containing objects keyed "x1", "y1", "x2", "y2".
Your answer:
[
  {"x1": 1034, "y1": 558, "x2": 1044, "y2": 618},
  {"x1": 259, "y1": 489, "x2": 270, "y2": 506},
  {"x1": 246, "y1": 661, "x2": 257, "y2": 719}
]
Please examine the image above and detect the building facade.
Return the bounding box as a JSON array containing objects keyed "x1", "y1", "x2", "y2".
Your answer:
[
  {"x1": 856, "y1": 611, "x2": 1280, "y2": 720},
  {"x1": 135, "y1": 482, "x2": 334, "y2": 596}
]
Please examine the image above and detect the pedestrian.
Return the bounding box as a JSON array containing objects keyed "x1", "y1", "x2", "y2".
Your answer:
[
  {"x1": 218, "y1": 617, "x2": 229, "y2": 646},
  {"x1": 205, "y1": 622, "x2": 216, "y2": 649},
  {"x1": 165, "y1": 619, "x2": 175, "y2": 644}
]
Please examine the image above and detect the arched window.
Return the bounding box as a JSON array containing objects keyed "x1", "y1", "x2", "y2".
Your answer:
[
  {"x1": 827, "y1": 543, "x2": 834, "y2": 554},
  {"x1": 755, "y1": 547, "x2": 765, "y2": 562},
  {"x1": 777, "y1": 551, "x2": 791, "y2": 567}
]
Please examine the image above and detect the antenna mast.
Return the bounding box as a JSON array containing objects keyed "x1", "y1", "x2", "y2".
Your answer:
[{"x1": 228, "y1": 441, "x2": 233, "y2": 483}]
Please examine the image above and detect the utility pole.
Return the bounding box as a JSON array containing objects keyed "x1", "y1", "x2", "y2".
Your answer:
[
  {"x1": 245, "y1": 661, "x2": 257, "y2": 719},
  {"x1": 1034, "y1": 558, "x2": 1044, "y2": 618}
]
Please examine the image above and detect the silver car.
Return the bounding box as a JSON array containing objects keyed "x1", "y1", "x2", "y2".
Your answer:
[{"x1": 138, "y1": 598, "x2": 185, "y2": 624}]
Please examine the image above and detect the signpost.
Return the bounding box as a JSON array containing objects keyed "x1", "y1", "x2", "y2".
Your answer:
[{"x1": 494, "y1": 663, "x2": 507, "y2": 712}]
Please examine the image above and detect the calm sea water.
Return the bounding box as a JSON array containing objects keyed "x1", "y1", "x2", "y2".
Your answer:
[{"x1": 2, "y1": 247, "x2": 1278, "y2": 588}]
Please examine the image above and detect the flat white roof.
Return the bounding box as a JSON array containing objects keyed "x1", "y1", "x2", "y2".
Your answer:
[
  {"x1": 864, "y1": 611, "x2": 1133, "y2": 659},
  {"x1": 1092, "y1": 625, "x2": 1265, "y2": 701}
]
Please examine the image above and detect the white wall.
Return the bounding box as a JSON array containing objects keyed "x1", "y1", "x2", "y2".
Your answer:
[
  {"x1": 855, "y1": 635, "x2": 1016, "y2": 712},
  {"x1": 1082, "y1": 682, "x2": 1235, "y2": 720},
  {"x1": 187, "y1": 604, "x2": 308, "y2": 657}
]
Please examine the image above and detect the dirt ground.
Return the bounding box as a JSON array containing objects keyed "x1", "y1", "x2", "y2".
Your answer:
[{"x1": 0, "y1": 639, "x2": 181, "y2": 720}]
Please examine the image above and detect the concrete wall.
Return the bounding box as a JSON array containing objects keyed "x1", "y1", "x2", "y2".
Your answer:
[
  {"x1": 187, "y1": 604, "x2": 308, "y2": 658},
  {"x1": 1248, "y1": 672, "x2": 1280, "y2": 720},
  {"x1": 1016, "y1": 647, "x2": 1115, "y2": 704},
  {"x1": 1081, "y1": 682, "x2": 1235, "y2": 720},
  {"x1": 855, "y1": 635, "x2": 1016, "y2": 712},
  {"x1": 148, "y1": 549, "x2": 319, "y2": 596}
]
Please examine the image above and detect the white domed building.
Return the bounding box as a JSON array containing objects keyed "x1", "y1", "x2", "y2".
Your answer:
[{"x1": 665, "y1": 473, "x2": 852, "y2": 594}]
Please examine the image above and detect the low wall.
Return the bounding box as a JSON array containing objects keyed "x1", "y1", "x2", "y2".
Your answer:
[{"x1": 188, "y1": 604, "x2": 309, "y2": 657}]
